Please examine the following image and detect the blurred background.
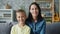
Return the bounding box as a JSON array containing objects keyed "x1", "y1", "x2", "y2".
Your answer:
[
  {"x1": 0, "y1": 0, "x2": 60, "y2": 34},
  {"x1": 0, "y1": 0, "x2": 60, "y2": 23}
]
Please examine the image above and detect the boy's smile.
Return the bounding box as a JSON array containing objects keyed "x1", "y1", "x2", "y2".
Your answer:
[{"x1": 16, "y1": 12, "x2": 26, "y2": 25}]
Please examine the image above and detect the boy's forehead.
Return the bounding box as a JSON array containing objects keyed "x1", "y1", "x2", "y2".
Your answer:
[{"x1": 16, "y1": 12, "x2": 26, "y2": 16}]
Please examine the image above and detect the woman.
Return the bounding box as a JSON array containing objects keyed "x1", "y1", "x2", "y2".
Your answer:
[{"x1": 26, "y1": 2, "x2": 46, "y2": 34}]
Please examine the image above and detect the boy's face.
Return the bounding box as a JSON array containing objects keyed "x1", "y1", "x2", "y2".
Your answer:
[{"x1": 16, "y1": 12, "x2": 26, "y2": 24}]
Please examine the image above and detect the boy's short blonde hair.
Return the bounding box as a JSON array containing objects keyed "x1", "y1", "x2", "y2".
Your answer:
[
  {"x1": 16, "y1": 9, "x2": 26, "y2": 16},
  {"x1": 16, "y1": 9, "x2": 25, "y2": 13}
]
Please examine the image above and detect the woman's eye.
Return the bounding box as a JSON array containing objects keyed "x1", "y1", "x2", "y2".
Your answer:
[
  {"x1": 21, "y1": 16, "x2": 24, "y2": 18},
  {"x1": 35, "y1": 8, "x2": 38, "y2": 10},
  {"x1": 31, "y1": 8, "x2": 38, "y2": 10},
  {"x1": 31, "y1": 8, "x2": 34, "y2": 10}
]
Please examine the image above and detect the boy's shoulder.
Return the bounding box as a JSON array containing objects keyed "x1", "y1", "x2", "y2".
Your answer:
[
  {"x1": 25, "y1": 25, "x2": 30, "y2": 30},
  {"x1": 12, "y1": 24, "x2": 18, "y2": 29}
]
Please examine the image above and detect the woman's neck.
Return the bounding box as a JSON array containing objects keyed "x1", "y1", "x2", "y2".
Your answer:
[{"x1": 33, "y1": 16, "x2": 37, "y2": 23}]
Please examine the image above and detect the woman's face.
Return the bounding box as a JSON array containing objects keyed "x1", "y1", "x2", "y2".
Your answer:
[{"x1": 30, "y1": 4, "x2": 39, "y2": 17}]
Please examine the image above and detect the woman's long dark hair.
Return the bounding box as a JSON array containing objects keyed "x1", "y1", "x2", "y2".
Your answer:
[{"x1": 27, "y1": 2, "x2": 43, "y2": 22}]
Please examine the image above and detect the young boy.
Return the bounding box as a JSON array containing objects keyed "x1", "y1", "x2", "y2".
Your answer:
[{"x1": 11, "y1": 9, "x2": 30, "y2": 34}]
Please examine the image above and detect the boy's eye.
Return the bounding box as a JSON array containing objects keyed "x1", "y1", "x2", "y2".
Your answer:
[
  {"x1": 18, "y1": 16, "x2": 25, "y2": 18},
  {"x1": 18, "y1": 16, "x2": 20, "y2": 18}
]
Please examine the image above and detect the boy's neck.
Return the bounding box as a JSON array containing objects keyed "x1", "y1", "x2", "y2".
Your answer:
[{"x1": 18, "y1": 22, "x2": 25, "y2": 28}]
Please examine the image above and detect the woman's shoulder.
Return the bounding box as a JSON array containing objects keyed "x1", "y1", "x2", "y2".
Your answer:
[
  {"x1": 40, "y1": 19, "x2": 46, "y2": 25},
  {"x1": 38, "y1": 19, "x2": 46, "y2": 25},
  {"x1": 42, "y1": 19, "x2": 46, "y2": 22},
  {"x1": 39, "y1": 18, "x2": 45, "y2": 22}
]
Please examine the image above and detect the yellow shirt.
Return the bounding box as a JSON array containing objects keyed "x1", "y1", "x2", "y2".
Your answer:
[{"x1": 11, "y1": 24, "x2": 30, "y2": 34}]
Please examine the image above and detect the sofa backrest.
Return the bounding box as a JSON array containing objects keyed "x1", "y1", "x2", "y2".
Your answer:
[
  {"x1": 0, "y1": 22, "x2": 13, "y2": 34},
  {"x1": 46, "y1": 23, "x2": 60, "y2": 34}
]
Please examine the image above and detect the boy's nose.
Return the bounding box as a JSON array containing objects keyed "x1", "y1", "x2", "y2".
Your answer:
[{"x1": 20, "y1": 17, "x2": 23, "y2": 20}]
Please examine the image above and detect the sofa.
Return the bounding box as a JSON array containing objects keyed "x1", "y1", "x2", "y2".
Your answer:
[
  {"x1": 0, "y1": 22, "x2": 13, "y2": 34},
  {"x1": 46, "y1": 23, "x2": 60, "y2": 34},
  {"x1": 0, "y1": 22, "x2": 60, "y2": 34},
  {"x1": 0, "y1": 22, "x2": 17, "y2": 34}
]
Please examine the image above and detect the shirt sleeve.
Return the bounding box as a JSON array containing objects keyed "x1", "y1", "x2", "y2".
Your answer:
[
  {"x1": 26, "y1": 28, "x2": 31, "y2": 34},
  {"x1": 40, "y1": 20, "x2": 46, "y2": 34},
  {"x1": 10, "y1": 26, "x2": 15, "y2": 34}
]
